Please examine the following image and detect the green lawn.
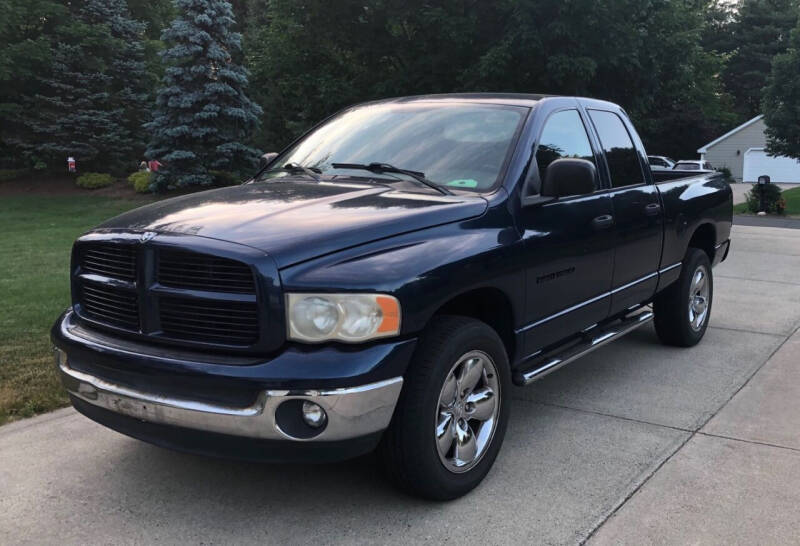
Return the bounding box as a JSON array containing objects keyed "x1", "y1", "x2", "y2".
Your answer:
[
  {"x1": 0, "y1": 195, "x2": 147, "y2": 424},
  {"x1": 734, "y1": 185, "x2": 800, "y2": 215}
]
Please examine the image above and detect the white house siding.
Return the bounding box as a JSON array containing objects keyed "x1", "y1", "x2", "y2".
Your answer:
[{"x1": 702, "y1": 118, "x2": 768, "y2": 182}]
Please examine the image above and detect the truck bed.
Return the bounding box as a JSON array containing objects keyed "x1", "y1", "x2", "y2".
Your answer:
[{"x1": 652, "y1": 169, "x2": 722, "y2": 184}]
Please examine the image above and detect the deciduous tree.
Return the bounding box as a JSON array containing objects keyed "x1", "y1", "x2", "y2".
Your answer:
[
  {"x1": 763, "y1": 16, "x2": 800, "y2": 159},
  {"x1": 246, "y1": 0, "x2": 735, "y2": 159},
  {"x1": 724, "y1": 0, "x2": 799, "y2": 118}
]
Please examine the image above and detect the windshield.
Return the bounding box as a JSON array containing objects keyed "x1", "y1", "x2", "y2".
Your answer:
[
  {"x1": 674, "y1": 162, "x2": 700, "y2": 170},
  {"x1": 260, "y1": 102, "x2": 528, "y2": 192}
]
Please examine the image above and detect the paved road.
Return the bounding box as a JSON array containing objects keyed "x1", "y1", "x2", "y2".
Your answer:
[
  {"x1": 735, "y1": 214, "x2": 800, "y2": 229},
  {"x1": 2, "y1": 225, "x2": 799, "y2": 545}
]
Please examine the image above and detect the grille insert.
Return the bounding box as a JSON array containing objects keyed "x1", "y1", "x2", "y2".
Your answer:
[
  {"x1": 75, "y1": 242, "x2": 264, "y2": 349},
  {"x1": 158, "y1": 250, "x2": 255, "y2": 294},
  {"x1": 82, "y1": 244, "x2": 137, "y2": 281},
  {"x1": 159, "y1": 297, "x2": 258, "y2": 345},
  {"x1": 80, "y1": 283, "x2": 139, "y2": 330}
]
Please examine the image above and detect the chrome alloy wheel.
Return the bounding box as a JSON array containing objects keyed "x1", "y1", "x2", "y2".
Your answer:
[
  {"x1": 435, "y1": 350, "x2": 500, "y2": 473},
  {"x1": 688, "y1": 264, "x2": 710, "y2": 331}
]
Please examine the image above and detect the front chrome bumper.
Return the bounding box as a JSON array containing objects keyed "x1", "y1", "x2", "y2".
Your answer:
[{"x1": 56, "y1": 349, "x2": 403, "y2": 442}]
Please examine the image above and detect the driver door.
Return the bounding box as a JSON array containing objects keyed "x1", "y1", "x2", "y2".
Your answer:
[{"x1": 517, "y1": 108, "x2": 615, "y2": 358}]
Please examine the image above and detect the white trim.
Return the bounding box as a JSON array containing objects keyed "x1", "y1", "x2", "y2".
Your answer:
[{"x1": 696, "y1": 115, "x2": 764, "y2": 153}]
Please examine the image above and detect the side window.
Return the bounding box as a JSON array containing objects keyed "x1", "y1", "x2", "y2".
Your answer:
[
  {"x1": 533, "y1": 109, "x2": 596, "y2": 193},
  {"x1": 588, "y1": 110, "x2": 644, "y2": 188}
]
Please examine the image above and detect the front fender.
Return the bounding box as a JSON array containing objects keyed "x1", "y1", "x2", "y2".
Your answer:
[{"x1": 279, "y1": 207, "x2": 524, "y2": 336}]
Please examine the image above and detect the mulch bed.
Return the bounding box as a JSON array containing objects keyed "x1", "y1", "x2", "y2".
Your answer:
[{"x1": 0, "y1": 175, "x2": 157, "y2": 200}]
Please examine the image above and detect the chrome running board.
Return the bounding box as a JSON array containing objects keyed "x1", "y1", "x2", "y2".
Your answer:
[{"x1": 513, "y1": 309, "x2": 654, "y2": 386}]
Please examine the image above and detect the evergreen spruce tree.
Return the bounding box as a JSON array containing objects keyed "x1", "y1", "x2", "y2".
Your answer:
[
  {"x1": 17, "y1": 0, "x2": 150, "y2": 172},
  {"x1": 146, "y1": 0, "x2": 263, "y2": 190},
  {"x1": 83, "y1": 0, "x2": 153, "y2": 167},
  {"x1": 20, "y1": 19, "x2": 116, "y2": 169},
  {"x1": 0, "y1": 0, "x2": 70, "y2": 168}
]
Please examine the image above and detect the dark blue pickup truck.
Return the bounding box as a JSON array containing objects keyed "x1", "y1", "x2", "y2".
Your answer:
[{"x1": 52, "y1": 94, "x2": 732, "y2": 500}]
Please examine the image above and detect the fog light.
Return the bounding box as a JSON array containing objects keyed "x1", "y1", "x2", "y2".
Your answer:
[{"x1": 301, "y1": 401, "x2": 327, "y2": 428}]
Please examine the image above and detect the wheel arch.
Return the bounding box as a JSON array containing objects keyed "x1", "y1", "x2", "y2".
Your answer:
[
  {"x1": 687, "y1": 222, "x2": 716, "y2": 262},
  {"x1": 430, "y1": 286, "x2": 517, "y2": 364}
]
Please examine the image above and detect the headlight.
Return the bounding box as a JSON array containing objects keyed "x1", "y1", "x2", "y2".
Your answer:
[{"x1": 286, "y1": 293, "x2": 401, "y2": 343}]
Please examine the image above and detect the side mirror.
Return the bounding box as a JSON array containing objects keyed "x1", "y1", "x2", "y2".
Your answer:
[
  {"x1": 260, "y1": 152, "x2": 279, "y2": 168},
  {"x1": 541, "y1": 158, "x2": 597, "y2": 197}
]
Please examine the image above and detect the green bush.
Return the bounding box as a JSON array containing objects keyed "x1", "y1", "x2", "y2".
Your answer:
[
  {"x1": 127, "y1": 171, "x2": 152, "y2": 193},
  {"x1": 75, "y1": 172, "x2": 114, "y2": 189},
  {"x1": 0, "y1": 168, "x2": 29, "y2": 182},
  {"x1": 745, "y1": 183, "x2": 785, "y2": 215},
  {"x1": 209, "y1": 170, "x2": 240, "y2": 186},
  {"x1": 718, "y1": 166, "x2": 734, "y2": 184}
]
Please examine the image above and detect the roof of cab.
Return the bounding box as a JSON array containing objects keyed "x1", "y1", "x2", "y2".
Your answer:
[
  {"x1": 363, "y1": 93, "x2": 623, "y2": 112},
  {"x1": 366, "y1": 93, "x2": 552, "y2": 108}
]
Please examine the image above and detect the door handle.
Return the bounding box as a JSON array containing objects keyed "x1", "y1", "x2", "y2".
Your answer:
[
  {"x1": 645, "y1": 203, "x2": 661, "y2": 216},
  {"x1": 592, "y1": 214, "x2": 614, "y2": 230}
]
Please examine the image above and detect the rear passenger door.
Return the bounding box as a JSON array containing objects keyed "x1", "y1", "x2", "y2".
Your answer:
[{"x1": 587, "y1": 109, "x2": 663, "y2": 316}]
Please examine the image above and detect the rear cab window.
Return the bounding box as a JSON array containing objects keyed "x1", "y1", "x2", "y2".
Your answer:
[{"x1": 587, "y1": 110, "x2": 645, "y2": 188}]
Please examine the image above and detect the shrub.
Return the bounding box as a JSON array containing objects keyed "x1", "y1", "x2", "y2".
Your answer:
[
  {"x1": 0, "y1": 168, "x2": 29, "y2": 182},
  {"x1": 745, "y1": 183, "x2": 785, "y2": 214},
  {"x1": 209, "y1": 170, "x2": 240, "y2": 187},
  {"x1": 718, "y1": 166, "x2": 734, "y2": 184},
  {"x1": 76, "y1": 172, "x2": 114, "y2": 189},
  {"x1": 127, "y1": 171, "x2": 152, "y2": 193}
]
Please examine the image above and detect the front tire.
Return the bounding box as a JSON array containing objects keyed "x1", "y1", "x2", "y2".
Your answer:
[
  {"x1": 379, "y1": 315, "x2": 511, "y2": 500},
  {"x1": 654, "y1": 248, "x2": 713, "y2": 347}
]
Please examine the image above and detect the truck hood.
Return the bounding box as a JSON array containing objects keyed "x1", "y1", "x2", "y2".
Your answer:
[{"x1": 98, "y1": 179, "x2": 488, "y2": 268}]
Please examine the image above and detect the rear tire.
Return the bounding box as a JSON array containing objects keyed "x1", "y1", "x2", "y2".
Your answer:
[
  {"x1": 379, "y1": 315, "x2": 511, "y2": 500},
  {"x1": 654, "y1": 248, "x2": 713, "y2": 347}
]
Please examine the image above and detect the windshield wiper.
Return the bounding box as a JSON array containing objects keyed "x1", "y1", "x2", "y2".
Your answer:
[
  {"x1": 271, "y1": 162, "x2": 322, "y2": 181},
  {"x1": 331, "y1": 162, "x2": 452, "y2": 196}
]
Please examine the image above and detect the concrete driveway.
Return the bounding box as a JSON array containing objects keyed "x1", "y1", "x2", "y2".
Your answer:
[{"x1": 2, "y1": 225, "x2": 799, "y2": 545}]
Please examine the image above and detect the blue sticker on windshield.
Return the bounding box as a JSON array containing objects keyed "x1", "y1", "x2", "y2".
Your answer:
[{"x1": 446, "y1": 179, "x2": 478, "y2": 188}]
